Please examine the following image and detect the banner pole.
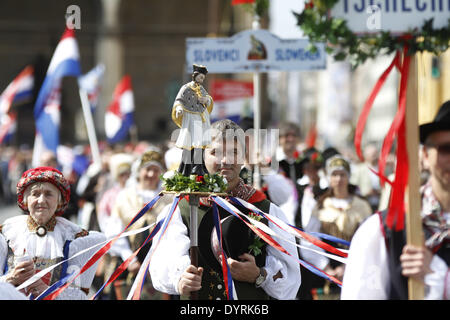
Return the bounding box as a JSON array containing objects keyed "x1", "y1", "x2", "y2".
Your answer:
[
  {"x1": 79, "y1": 87, "x2": 101, "y2": 166},
  {"x1": 404, "y1": 53, "x2": 424, "y2": 300}
]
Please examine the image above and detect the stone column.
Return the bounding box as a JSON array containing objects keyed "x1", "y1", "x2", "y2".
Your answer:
[{"x1": 95, "y1": 0, "x2": 122, "y2": 138}]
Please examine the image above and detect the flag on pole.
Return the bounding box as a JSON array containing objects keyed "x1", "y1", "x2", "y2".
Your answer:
[
  {"x1": 0, "y1": 65, "x2": 34, "y2": 144},
  {"x1": 105, "y1": 75, "x2": 135, "y2": 144},
  {"x1": 78, "y1": 64, "x2": 105, "y2": 113},
  {"x1": 32, "y1": 28, "x2": 81, "y2": 167},
  {"x1": 0, "y1": 65, "x2": 34, "y2": 114}
]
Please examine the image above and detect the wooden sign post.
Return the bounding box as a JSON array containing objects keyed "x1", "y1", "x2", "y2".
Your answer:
[{"x1": 404, "y1": 54, "x2": 425, "y2": 300}]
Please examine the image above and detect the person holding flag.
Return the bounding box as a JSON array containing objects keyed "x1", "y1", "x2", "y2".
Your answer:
[
  {"x1": 32, "y1": 28, "x2": 81, "y2": 167},
  {"x1": 341, "y1": 101, "x2": 450, "y2": 300}
]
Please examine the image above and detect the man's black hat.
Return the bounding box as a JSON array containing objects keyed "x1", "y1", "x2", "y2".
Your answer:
[
  {"x1": 198, "y1": 208, "x2": 266, "y2": 273},
  {"x1": 419, "y1": 100, "x2": 450, "y2": 143}
]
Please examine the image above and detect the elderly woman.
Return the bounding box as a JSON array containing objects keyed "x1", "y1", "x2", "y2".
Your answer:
[
  {"x1": 312, "y1": 155, "x2": 372, "y2": 298},
  {"x1": 0, "y1": 166, "x2": 106, "y2": 299},
  {"x1": 110, "y1": 149, "x2": 173, "y2": 299}
]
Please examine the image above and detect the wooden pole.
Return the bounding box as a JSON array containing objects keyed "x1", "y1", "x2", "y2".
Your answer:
[
  {"x1": 404, "y1": 53, "x2": 425, "y2": 300},
  {"x1": 189, "y1": 195, "x2": 200, "y2": 300}
]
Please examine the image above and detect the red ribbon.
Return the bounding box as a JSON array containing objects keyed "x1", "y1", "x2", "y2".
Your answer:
[
  {"x1": 354, "y1": 50, "x2": 401, "y2": 187},
  {"x1": 212, "y1": 197, "x2": 343, "y2": 287},
  {"x1": 43, "y1": 195, "x2": 162, "y2": 300},
  {"x1": 354, "y1": 44, "x2": 412, "y2": 231},
  {"x1": 385, "y1": 45, "x2": 411, "y2": 231},
  {"x1": 130, "y1": 196, "x2": 181, "y2": 300},
  {"x1": 229, "y1": 197, "x2": 348, "y2": 257}
]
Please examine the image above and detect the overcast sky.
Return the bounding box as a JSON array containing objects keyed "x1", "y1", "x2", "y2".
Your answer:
[{"x1": 269, "y1": 0, "x2": 305, "y2": 39}]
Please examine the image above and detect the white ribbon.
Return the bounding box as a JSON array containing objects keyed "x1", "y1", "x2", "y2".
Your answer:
[{"x1": 16, "y1": 224, "x2": 154, "y2": 291}]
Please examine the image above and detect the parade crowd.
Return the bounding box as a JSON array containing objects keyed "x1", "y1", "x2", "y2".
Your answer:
[{"x1": 0, "y1": 104, "x2": 448, "y2": 300}]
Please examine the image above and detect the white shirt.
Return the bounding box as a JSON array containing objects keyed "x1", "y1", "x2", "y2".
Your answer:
[
  {"x1": 148, "y1": 199, "x2": 301, "y2": 300},
  {"x1": 341, "y1": 214, "x2": 449, "y2": 300}
]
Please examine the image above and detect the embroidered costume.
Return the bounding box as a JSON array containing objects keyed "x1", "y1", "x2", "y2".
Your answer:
[
  {"x1": 0, "y1": 166, "x2": 106, "y2": 299},
  {"x1": 0, "y1": 215, "x2": 105, "y2": 299},
  {"x1": 341, "y1": 182, "x2": 449, "y2": 299}
]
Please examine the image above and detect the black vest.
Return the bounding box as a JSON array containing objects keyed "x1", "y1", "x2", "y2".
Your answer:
[
  {"x1": 178, "y1": 197, "x2": 271, "y2": 300},
  {"x1": 380, "y1": 210, "x2": 450, "y2": 300}
]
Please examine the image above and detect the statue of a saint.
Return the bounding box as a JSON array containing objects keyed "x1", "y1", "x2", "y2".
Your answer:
[{"x1": 172, "y1": 64, "x2": 213, "y2": 176}]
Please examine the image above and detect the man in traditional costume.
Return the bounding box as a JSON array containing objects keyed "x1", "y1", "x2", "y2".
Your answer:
[
  {"x1": 276, "y1": 122, "x2": 304, "y2": 184},
  {"x1": 149, "y1": 120, "x2": 300, "y2": 299},
  {"x1": 341, "y1": 101, "x2": 450, "y2": 299},
  {"x1": 172, "y1": 64, "x2": 213, "y2": 176}
]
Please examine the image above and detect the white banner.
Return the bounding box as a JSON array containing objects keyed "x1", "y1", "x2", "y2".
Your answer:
[
  {"x1": 331, "y1": 0, "x2": 450, "y2": 34},
  {"x1": 186, "y1": 29, "x2": 326, "y2": 73}
]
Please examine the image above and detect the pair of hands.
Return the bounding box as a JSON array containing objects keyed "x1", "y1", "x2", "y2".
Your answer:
[{"x1": 177, "y1": 253, "x2": 260, "y2": 296}]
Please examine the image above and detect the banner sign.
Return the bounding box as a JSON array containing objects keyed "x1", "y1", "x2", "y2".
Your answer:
[
  {"x1": 186, "y1": 29, "x2": 326, "y2": 73},
  {"x1": 209, "y1": 79, "x2": 253, "y2": 123},
  {"x1": 330, "y1": 0, "x2": 450, "y2": 34}
]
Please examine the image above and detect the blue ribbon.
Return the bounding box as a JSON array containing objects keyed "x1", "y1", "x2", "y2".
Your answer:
[
  {"x1": 40, "y1": 194, "x2": 164, "y2": 300},
  {"x1": 35, "y1": 272, "x2": 74, "y2": 300},
  {"x1": 211, "y1": 202, "x2": 234, "y2": 300},
  {"x1": 129, "y1": 195, "x2": 181, "y2": 300},
  {"x1": 92, "y1": 195, "x2": 180, "y2": 300}
]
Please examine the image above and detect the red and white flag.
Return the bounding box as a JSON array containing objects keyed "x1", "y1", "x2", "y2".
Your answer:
[
  {"x1": 0, "y1": 65, "x2": 34, "y2": 143},
  {"x1": 105, "y1": 75, "x2": 135, "y2": 143}
]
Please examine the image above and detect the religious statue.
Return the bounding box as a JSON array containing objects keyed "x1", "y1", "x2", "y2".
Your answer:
[{"x1": 172, "y1": 64, "x2": 214, "y2": 176}]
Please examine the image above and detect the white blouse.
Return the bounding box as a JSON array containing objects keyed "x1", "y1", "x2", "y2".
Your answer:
[{"x1": 0, "y1": 215, "x2": 106, "y2": 300}]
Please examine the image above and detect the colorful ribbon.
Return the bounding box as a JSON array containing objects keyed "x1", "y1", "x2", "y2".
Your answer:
[
  {"x1": 385, "y1": 45, "x2": 411, "y2": 231},
  {"x1": 16, "y1": 224, "x2": 153, "y2": 294},
  {"x1": 212, "y1": 202, "x2": 234, "y2": 300},
  {"x1": 353, "y1": 43, "x2": 412, "y2": 231},
  {"x1": 229, "y1": 197, "x2": 349, "y2": 256},
  {"x1": 43, "y1": 194, "x2": 163, "y2": 300},
  {"x1": 212, "y1": 196, "x2": 343, "y2": 289},
  {"x1": 126, "y1": 195, "x2": 181, "y2": 300},
  {"x1": 91, "y1": 215, "x2": 168, "y2": 300}
]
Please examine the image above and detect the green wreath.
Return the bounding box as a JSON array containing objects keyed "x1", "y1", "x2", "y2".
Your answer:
[
  {"x1": 294, "y1": 0, "x2": 450, "y2": 67},
  {"x1": 161, "y1": 171, "x2": 228, "y2": 193}
]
